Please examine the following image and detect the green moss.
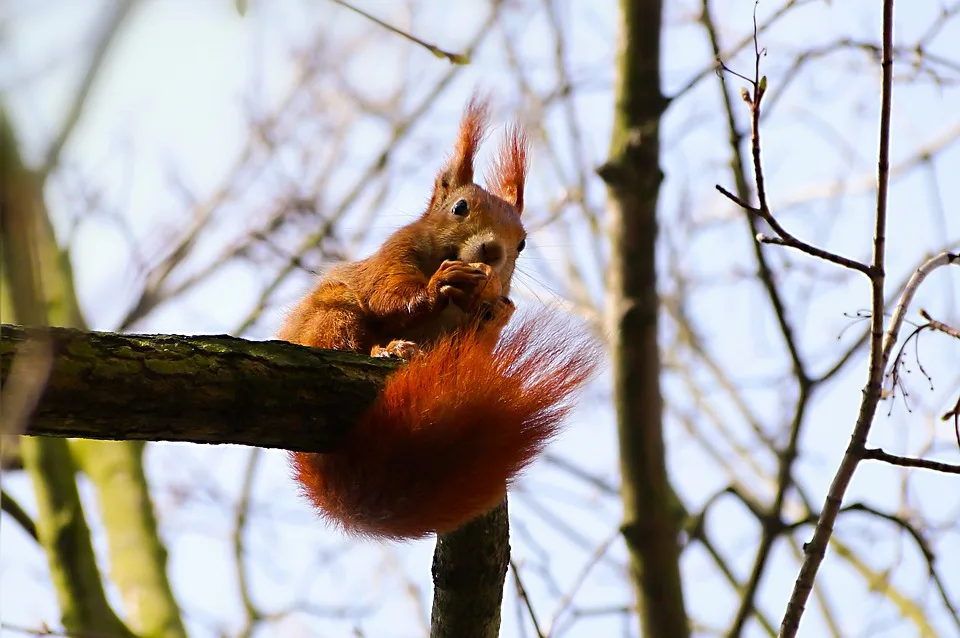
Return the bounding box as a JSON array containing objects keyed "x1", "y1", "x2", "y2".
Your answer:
[
  {"x1": 91, "y1": 358, "x2": 142, "y2": 379},
  {"x1": 65, "y1": 339, "x2": 99, "y2": 360},
  {"x1": 194, "y1": 339, "x2": 232, "y2": 355},
  {"x1": 113, "y1": 345, "x2": 140, "y2": 360},
  {"x1": 144, "y1": 358, "x2": 197, "y2": 375}
]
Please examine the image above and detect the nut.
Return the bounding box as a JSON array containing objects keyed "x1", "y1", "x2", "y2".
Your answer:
[{"x1": 469, "y1": 262, "x2": 502, "y2": 301}]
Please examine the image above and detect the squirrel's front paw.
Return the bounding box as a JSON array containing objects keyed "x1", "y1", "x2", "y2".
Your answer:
[
  {"x1": 478, "y1": 295, "x2": 515, "y2": 332},
  {"x1": 371, "y1": 340, "x2": 421, "y2": 361},
  {"x1": 431, "y1": 260, "x2": 490, "y2": 311}
]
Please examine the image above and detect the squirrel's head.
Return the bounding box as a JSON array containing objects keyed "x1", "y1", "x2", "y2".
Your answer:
[{"x1": 421, "y1": 95, "x2": 529, "y2": 295}]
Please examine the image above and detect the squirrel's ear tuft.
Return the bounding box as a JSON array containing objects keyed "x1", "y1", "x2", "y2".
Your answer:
[
  {"x1": 429, "y1": 94, "x2": 490, "y2": 210},
  {"x1": 486, "y1": 121, "x2": 529, "y2": 215}
]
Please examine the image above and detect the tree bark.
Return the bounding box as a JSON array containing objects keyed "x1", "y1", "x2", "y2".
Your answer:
[
  {"x1": 598, "y1": 0, "x2": 690, "y2": 635},
  {"x1": 430, "y1": 499, "x2": 510, "y2": 638},
  {"x1": 1, "y1": 323, "x2": 398, "y2": 452}
]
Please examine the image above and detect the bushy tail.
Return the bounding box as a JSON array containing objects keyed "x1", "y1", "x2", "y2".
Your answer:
[{"x1": 290, "y1": 311, "x2": 602, "y2": 540}]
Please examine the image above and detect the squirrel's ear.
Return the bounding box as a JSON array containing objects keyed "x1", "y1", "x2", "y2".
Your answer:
[
  {"x1": 486, "y1": 121, "x2": 528, "y2": 215},
  {"x1": 429, "y1": 95, "x2": 490, "y2": 209}
]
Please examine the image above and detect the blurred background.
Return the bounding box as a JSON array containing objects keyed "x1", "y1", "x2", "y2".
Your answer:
[{"x1": 1, "y1": 1, "x2": 959, "y2": 636}]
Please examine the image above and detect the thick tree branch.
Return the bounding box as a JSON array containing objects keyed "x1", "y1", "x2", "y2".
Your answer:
[
  {"x1": 1, "y1": 323, "x2": 399, "y2": 452},
  {"x1": 430, "y1": 499, "x2": 510, "y2": 638}
]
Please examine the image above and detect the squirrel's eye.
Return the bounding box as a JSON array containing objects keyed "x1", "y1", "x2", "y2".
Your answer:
[
  {"x1": 517, "y1": 239, "x2": 526, "y2": 253},
  {"x1": 451, "y1": 199, "x2": 469, "y2": 216}
]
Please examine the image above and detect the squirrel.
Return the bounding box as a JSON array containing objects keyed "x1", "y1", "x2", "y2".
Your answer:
[{"x1": 278, "y1": 95, "x2": 600, "y2": 540}]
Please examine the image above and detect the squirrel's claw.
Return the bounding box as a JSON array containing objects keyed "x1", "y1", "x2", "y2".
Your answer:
[{"x1": 372, "y1": 340, "x2": 422, "y2": 361}]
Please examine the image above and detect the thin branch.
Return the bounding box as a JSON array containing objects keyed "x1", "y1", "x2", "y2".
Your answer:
[
  {"x1": 701, "y1": 5, "x2": 820, "y2": 635},
  {"x1": 861, "y1": 448, "x2": 960, "y2": 474},
  {"x1": 784, "y1": 500, "x2": 960, "y2": 634},
  {"x1": 330, "y1": 0, "x2": 469, "y2": 65},
  {"x1": 511, "y1": 560, "x2": 545, "y2": 638},
  {"x1": 672, "y1": 0, "x2": 818, "y2": 100},
  {"x1": 700, "y1": 0, "x2": 809, "y2": 386},
  {"x1": 779, "y1": 2, "x2": 897, "y2": 633},
  {"x1": 881, "y1": 252, "x2": 960, "y2": 365},
  {"x1": 919, "y1": 308, "x2": 960, "y2": 340},
  {"x1": 815, "y1": 244, "x2": 960, "y2": 385},
  {"x1": 713, "y1": 34, "x2": 872, "y2": 277},
  {"x1": 0, "y1": 488, "x2": 39, "y2": 540},
  {"x1": 714, "y1": 185, "x2": 871, "y2": 274},
  {"x1": 235, "y1": 449, "x2": 264, "y2": 638}
]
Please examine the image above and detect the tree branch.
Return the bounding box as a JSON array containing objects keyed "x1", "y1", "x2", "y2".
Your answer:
[
  {"x1": 430, "y1": 499, "x2": 510, "y2": 638},
  {"x1": 330, "y1": 0, "x2": 469, "y2": 65},
  {"x1": 0, "y1": 488, "x2": 39, "y2": 541},
  {"x1": 861, "y1": 448, "x2": 960, "y2": 474},
  {"x1": 1, "y1": 323, "x2": 399, "y2": 452},
  {"x1": 779, "y1": 1, "x2": 898, "y2": 633}
]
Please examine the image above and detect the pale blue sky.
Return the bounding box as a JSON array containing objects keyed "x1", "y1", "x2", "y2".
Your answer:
[{"x1": 2, "y1": 1, "x2": 959, "y2": 637}]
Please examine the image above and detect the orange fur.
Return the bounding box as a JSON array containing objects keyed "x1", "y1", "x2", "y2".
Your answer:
[
  {"x1": 428, "y1": 94, "x2": 490, "y2": 209},
  {"x1": 486, "y1": 121, "x2": 528, "y2": 214},
  {"x1": 280, "y1": 95, "x2": 598, "y2": 540},
  {"x1": 290, "y1": 311, "x2": 600, "y2": 540}
]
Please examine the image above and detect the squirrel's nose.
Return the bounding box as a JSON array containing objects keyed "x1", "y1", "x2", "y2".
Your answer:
[{"x1": 480, "y1": 242, "x2": 504, "y2": 266}]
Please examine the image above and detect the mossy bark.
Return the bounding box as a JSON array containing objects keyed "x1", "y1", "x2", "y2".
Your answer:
[
  {"x1": 1, "y1": 323, "x2": 397, "y2": 451},
  {"x1": 430, "y1": 498, "x2": 510, "y2": 638}
]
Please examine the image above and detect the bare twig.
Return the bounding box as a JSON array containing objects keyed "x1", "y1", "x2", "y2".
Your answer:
[
  {"x1": 714, "y1": 185, "x2": 871, "y2": 274},
  {"x1": 673, "y1": 0, "x2": 819, "y2": 100},
  {"x1": 235, "y1": 449, "x2": 263, "y2": 638},
  {"x1": 919, "y1": 308, "x2": 960, "y2": 339},
  {"x1": 0, "y1": 489, "x2": 39, "y2": 540},
  {"x1": 861, "y1": 448, "x2": 960, "y2": 474},
  {"x1": 701, "y1": 4, "x2": 821, "y2": 634},
  {"x1": 881, "y1": 253, "x2": 960, "y2": 365},
  {"x1": 330, "y1": 0, "x2": 469, "y2": 65},
  {"x1": 510, "y1": 560, "x2": 545, "y2": 638},
  {"x1": 943, "y1": 394, "x2": 960, "y2": 449},
  {"x1": 778, "y1": 2, "x2": 897, "y2": 633},
  {"x1": 713, "y1": 22, "x2": 872, "y2": 278}
]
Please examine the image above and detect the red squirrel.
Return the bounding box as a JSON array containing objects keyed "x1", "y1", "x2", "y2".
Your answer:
[{"x1": 278, "y1": 96, "x2": 600, "y2": 540}]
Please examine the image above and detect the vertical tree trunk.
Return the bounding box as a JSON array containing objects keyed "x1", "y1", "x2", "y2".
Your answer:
[
  {"x1": 598, "y1": 1, "x2": 690, "y2": 636},
  {"x1": 1, "y1": 109, "x2": 133, "y2": 638},
  {"x1": 430, "y1": 499, "x2": 510, "y2": 637},
  {"x1": 1, "y1": 108, "x2": 186, "y2": 638}
]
